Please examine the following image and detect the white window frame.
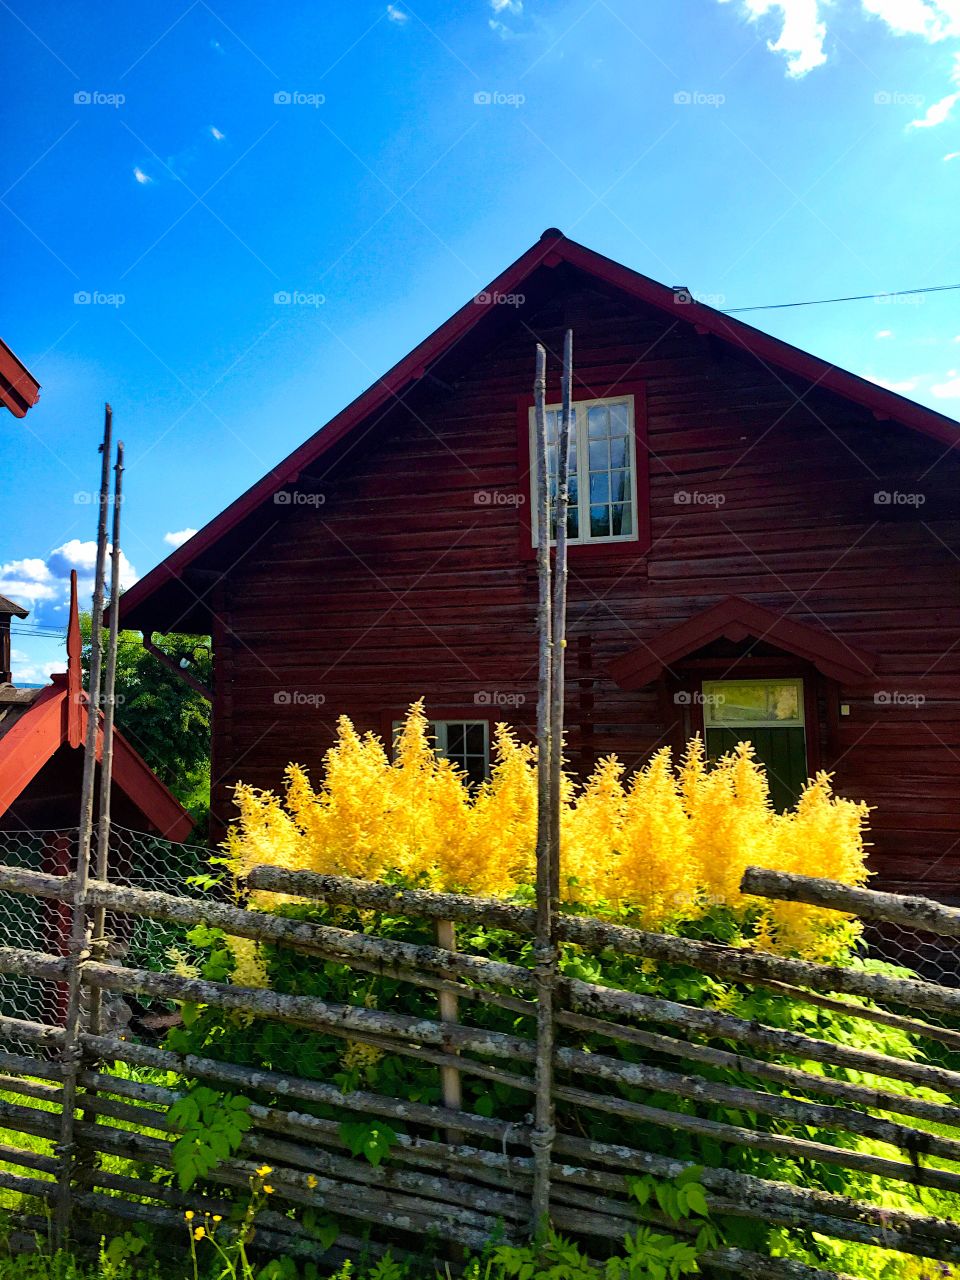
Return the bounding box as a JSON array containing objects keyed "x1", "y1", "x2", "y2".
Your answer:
[
  {"x1": 392, "y1": 719, "x2": 491, "y2": 781},
  {"x1": 701, "y1": 678, "x2": 805, "y2": 729},
  {"x1": 529, "y1": 394, "x2": 639, "y2": 547}
]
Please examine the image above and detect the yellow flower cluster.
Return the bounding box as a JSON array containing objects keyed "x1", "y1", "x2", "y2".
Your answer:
[
  {"x1": 225, "y1": 701, "x2": 871, "y2": 959},
  {"x1": 340, "y1": 1039, "x2": 385, "y2": 1080}
]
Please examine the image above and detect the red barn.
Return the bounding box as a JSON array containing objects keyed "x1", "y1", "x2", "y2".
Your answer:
[{"x1": 118, "y1": 231, "x2": 960, "y2": 899}]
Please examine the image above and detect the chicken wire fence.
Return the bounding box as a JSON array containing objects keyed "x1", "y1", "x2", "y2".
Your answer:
[
  {"x1": 0, "y1": 825, "x2": 212, "y2": 1056},
  {"x1": 1, "y1": 822, "x2": 959, "y2": 1052}
]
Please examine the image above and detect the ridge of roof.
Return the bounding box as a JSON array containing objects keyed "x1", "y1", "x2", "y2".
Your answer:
[{"x1": 118, "y1": 230, "x2": 960, "y2": 630}]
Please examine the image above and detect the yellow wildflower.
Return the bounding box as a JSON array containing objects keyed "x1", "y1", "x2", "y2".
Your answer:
[
  {"x1": 306, "y1": 1175, "x2": 318, "y2": 1189},
  {"x1": 255, "y1": 1164, "x2": 273, "y2": 1177},
  {"x1": 263, "y1": 1185, "x2": 274, "y2": 1195},
  {"x1": 193, "y1": 1227, "x2": 205, "y2": 1242},
  {"x1": 184, "y1": 1211, "x2": 194, "y2": 1221}
]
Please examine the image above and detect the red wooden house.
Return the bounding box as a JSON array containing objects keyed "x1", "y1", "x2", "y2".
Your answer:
[{"x1": 118, "y1": 231, "x2": 960, "y2": 899}]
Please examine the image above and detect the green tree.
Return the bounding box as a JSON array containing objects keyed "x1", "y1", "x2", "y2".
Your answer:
[{"x1": 80, "y1": 616, "x2": 211, "y2": 836}]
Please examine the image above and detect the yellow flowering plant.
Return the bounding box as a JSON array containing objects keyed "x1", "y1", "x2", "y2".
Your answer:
[
  {"x1": 165, "y1": 703, "x2": 960, "y2": 1280},
  {"x1": 224, "y1": 700, "x2": 871, "y2": 961}
]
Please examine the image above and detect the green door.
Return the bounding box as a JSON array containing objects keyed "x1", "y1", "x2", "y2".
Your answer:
[{"x1": 703, "y1": 679, "x2": 808, "y2": 812}]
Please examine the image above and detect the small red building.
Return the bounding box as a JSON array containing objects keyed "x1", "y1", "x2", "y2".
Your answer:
[
  {"x1": 0, "y1": 575, "x2": 192, "y2": 840},
  {"x1": 118, "y1": 231, "x2": 960, "y2": 898}
]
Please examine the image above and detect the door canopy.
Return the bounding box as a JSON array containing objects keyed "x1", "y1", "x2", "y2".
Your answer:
[{"x1": 607, "y1": 596, "x2": 877, "y2": 690}]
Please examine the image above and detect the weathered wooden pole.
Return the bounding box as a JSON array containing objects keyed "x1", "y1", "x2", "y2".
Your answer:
[
  {"x1": 53, "y1": 404, "x2": 112, "y2": 1250},
  {"x1": 435, "y1": 918, "x2": 463, "y2": 1140},
  {"x1": 549, "y1": 329, "x2": 573, "y2": 906},
  {"x1": 88, "y1": 440, "x2": 124, "y2": 1035},
  {"x1": 530, "y1": 342, "x2": 556, "y2": 1236}
]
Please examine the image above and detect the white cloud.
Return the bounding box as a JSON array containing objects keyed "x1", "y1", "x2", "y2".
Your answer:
[
  {"x1": 931, "y1": 375, "x2": 960, "y2": 396},
  {"x1": 0, "y1": 542, "x2": 137, "y2": 627},
  {"x1": 386, "y1": 4, "x2": 408, "y2": 20},
  {"x1": 209, "y1": 125, "x2": 225, "y2": 141},
  {"x1": 865, "y1": 373, "x2": 919, "y2": 392},
  {"x1": 720, "y1": 0, "x2": 827, "y2": 76},
  {"x1": 488, "y1": 0, "x2": 523, "y2": 37},
  {"x1": 0, "y1": 558, "x2": 57, "y2": 614},
  {"x1": 133, "y1": 167, "x2": 152, "y2": 185},
  {"x1": 945, "y1": 150, "x2": 960, "y2": 159},
  {"x1": 909, "y1": 88, "x2": 960, "y2": 126},
  {"x1": 721, "y1": 1, "x2": 960, "y2": 77},
  {"x1": 861, "y1": 0, "x2": 960, "y2": 39},
  {"x1": 9, "y1": 648, "x2": 60, "y2": 687},
  {"x1": 163, "y1": 528, "x2": 198, "y2": 548},
  {"x1": 876, "y1": 329, "x2": 894, "y2": 338}
]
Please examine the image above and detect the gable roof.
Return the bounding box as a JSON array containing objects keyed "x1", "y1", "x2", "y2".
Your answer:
[
  {"x1": 118, "y1": 228, "x2": 960, "y2": 633},
  {"x1": 0, "y1": 595, "x2": 29, "y2": 619},
  {"x1": 0, "y1": 338, "x2": 40, "y2": 418},
  {"x1": 607, "y1": 595, "x2": 878, "y2": 689},
  {"x1": 0, "y1": 573, "x2": 192, "y2": 839}
]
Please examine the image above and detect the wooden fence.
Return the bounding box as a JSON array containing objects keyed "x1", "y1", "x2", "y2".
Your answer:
[{"x1": 2, "y1": 858, "x2": 960, "y2": 1278}]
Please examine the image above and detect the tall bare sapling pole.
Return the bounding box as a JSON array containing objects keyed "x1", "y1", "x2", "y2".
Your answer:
[
  {"x1": 549, "y1": 329, "x2": 573, "y2": 906},
  {"x1": 89, "y1": 439, "x2": 124, "y2": 1034},
  {"x1": 530, "y1": 343, "x2": 556, "y2": 1234},
  {"x1": 54, "y1": 404, "x2": 112, "y2": 1249}
]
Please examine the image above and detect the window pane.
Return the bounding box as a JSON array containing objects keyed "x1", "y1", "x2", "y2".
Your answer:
[
  {"x1": 610, "y1": 469, "x2": 629, "y2": 502},
  {"x1": 610, "y1": 436, "x2": 627, "y2": 469},
  {"x1": 419, "y1": 721, "x2": 491, "y2": 786},
  {"x1": 609, "y1": 403, "x2": 629, "y2": 436},
  {"x1": 612, "y1": 502, "x2": 632, "y2": 535},
  {"x1": 703, "y1": 681, "x2": 804, "y2": 727},
  {"x1": 588, "y1": 439, "x2": 609, "y2": 471},
  {"x1": 587, "y1": 405, "x2": 609, "y2": 438},
  {"x1": 589, "y1": 472, "x2": 610, "y2": 503},
  {"x1": 590, "y1": 504, "x2": 610, "y2": 537}
]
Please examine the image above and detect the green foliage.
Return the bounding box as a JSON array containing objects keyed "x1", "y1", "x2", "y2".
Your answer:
[
  {"x1": 338, "y1": 1120, "x2": 397, "y2": 1167},
  {"x1": 167, "y1": 1085, "x2": 252, "y2": 1190},
  {"x1": 165, "y1": 896, "x2": 960, "y2": 1280},
  {"x1": 100, "y1": 1232, "x2": 147, "y2": 1280},
  {"x1": 493, "y1": 1171, "x2": 715, "y2": 1280},
  {"x1": 80, "y1": 616, "x2": 211, "y2": 832}
]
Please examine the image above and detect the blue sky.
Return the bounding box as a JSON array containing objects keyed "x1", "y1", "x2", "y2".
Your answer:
[{"x1": 3, "y1": 0, "x2": 960, "y2": 681}]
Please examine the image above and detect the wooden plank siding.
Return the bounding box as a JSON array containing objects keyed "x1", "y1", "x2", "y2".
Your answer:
[{"x1": 207, "y1": 281, "x2": 960, "y2": 899}]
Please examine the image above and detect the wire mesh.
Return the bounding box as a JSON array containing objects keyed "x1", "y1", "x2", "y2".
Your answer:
[{"x1": 0, "y1": 824, "x2": 215, "y2": 1053}]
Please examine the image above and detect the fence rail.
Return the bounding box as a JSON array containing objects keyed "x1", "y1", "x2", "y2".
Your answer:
[{"x1": 1, "y1": 846, "x2": 960, "y2": 1277}]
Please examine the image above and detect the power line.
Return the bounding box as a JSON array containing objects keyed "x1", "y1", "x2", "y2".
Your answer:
[
  {"x1": 11, "y1": 625, "x2": 67, "y2": 640},
  {"x1": 722, "y1": 282, "x2": 960, "y2": 315}
]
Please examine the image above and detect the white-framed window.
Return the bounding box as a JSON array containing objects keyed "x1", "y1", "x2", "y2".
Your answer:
[
  {"x1": 529, "y1": 395, "x2": 638, "y2": 545},
  {"x1": 392, "y1": 719, "x2": 490, "y2": 787}
]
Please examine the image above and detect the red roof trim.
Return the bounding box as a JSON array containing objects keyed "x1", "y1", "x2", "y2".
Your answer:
[
  {"x1": 118, "y1": 229, "x2": 960, "y2": 628},
  {"x1": 0, "y1": 337, "x2": 41, "y2": 418},
  {"x1": 607, "y1": 595, "x2": 878, "y2": 689},
  {"x1": 0, "y1": 683, "x2": 194, "y2": 840}
]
